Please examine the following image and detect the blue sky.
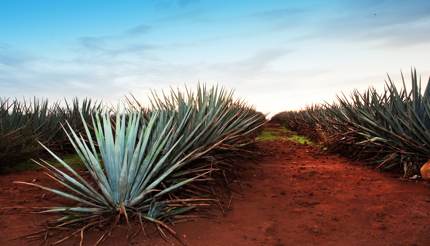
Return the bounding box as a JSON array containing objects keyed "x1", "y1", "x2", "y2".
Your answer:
[{"x1": 1, "y1": 0, "x2": 430, "y2": 114}]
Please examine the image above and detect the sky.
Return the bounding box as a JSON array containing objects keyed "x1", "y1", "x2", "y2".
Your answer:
[{"x1": 1, "y1": 0, "x2": 430, "y2": 115}]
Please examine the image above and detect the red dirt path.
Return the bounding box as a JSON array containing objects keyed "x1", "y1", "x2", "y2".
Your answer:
[{"x1": 1, "y1": 127, "x2": 430, "y2": 245}]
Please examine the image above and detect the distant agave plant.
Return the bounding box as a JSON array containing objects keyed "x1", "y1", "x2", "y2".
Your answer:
[
  {"x1": 131, "y1": 84, "x2": 265, "y2": 152},
  {"x1": 276, "y1": 69, "x2": 430, "y2": 176},
  {"x1": 0, "y1": 98, "x2": 49, "y2": 166},
  {"x1": 0, "y1": 97, "x2": 103, "y2": 169}
]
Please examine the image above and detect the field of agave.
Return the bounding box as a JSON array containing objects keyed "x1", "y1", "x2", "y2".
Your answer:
[
  {"x1": 1, "y1": 85, "x2": 265, "y2": 243},
  {"x1": 273, "y1": 69, "x2": 430, "y2": 177},
  {"x1": 0, "y1": 98, "x2": 101, "y2": 168}
]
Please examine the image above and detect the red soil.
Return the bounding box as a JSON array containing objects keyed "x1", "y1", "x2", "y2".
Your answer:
[{"x1": 1, "y1": 127, "x2": 430, "y2": 245}]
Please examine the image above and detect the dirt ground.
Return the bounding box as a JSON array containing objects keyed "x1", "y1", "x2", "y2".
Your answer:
[{"x1": 1, "y1": 126, "x2": 430, "y2": 245}]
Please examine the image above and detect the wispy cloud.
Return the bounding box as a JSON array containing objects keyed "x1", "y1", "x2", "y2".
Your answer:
[
  {"x1": 125, "y1": 24, "x2": 152, "y2": 36},
  {"x1": 77, "y1": 38, "x2": 158, "y2": 58},
  {"x1": 78, "y1": 36, "x2": 107, "y2": 51},
  {"x1": 0, "y1": 45, "x2": 35, "y2": 67},
  {"x1": 211, "y1": 49, "x2": 290, "y2": 77},
  {"x1": 76, "y1": 23, "x2": 157, "y2": 58},
  {"x1": 77, "y1": 22, "x2": 153, "y2": 52}
]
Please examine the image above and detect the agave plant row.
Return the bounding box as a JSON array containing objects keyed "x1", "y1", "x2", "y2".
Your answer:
[
  {"x1": 273, "y1": 69, "x2": 430, "y2": 177},
  {"x1": 0, "y1": 98, "x2": 102, "y2": 169},
  {"x1": 14, "y1": 85, "x2": 265, "y2": 244}
]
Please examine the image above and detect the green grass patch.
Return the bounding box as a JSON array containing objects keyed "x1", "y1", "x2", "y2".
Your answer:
[
  {"x1": 257, "y1": 127, "x2": 314, "y2": 145},
  {"x1": 287, "y1": 134, "x2": 313, "y2": 145},
  {"x1": 257, "y1": 130, "x2": 283, "y2": 141}
]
